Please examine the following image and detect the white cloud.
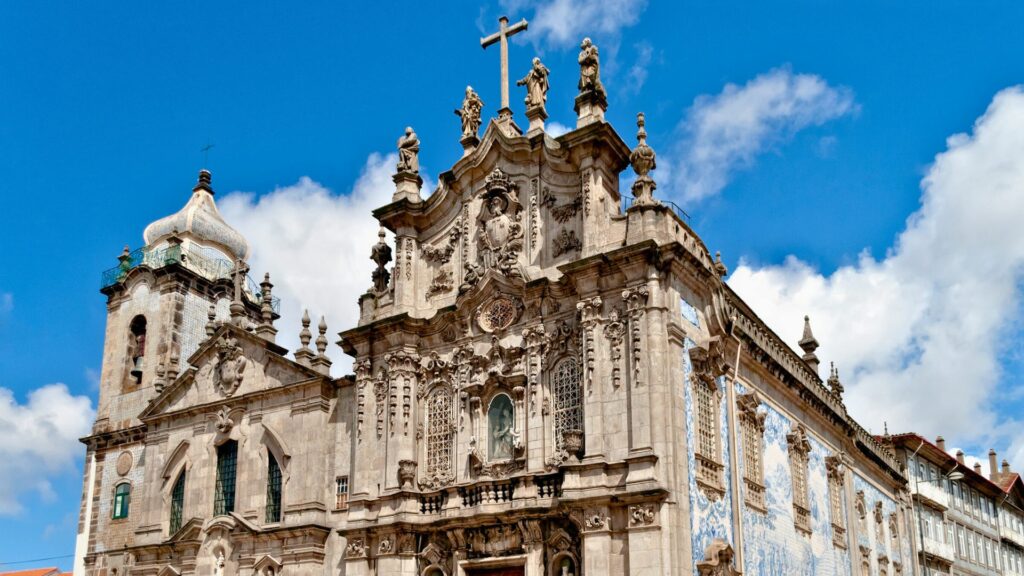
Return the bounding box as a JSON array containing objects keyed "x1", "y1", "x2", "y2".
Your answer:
[
  {"x1": 500, "y1": 0, "x2": 647, "y2": 49},
  {"x1": 546, "y1": 121, "x2": 571, "y2": 137},
  {"x1": 728, "y1": 86, "x2": 1024, "y2": 470},
  {"x1": 0, "y1": 384, "x2": 94, "y2": 515},
  {"x1": 626, "y1": 41, "x2": 653, "y2": 94},
  {"x1": 670, "y1": 67, "x2": 856, "y2": 203},
  {"x1": 219, "y1": 153, "x2": 410, "y2": 373}
]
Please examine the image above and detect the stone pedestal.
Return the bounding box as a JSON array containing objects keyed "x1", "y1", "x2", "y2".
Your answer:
[
  {"x1": 392, "y1": 171, "x2": 422, "y2": 203},
  {"x1": 525, "y1": 105, "x2": 547, "y2": 134},
  {"x1": 460, "y1": 134, "x2": 480, "y2": 157},
  {"x1": 574, "y1": 90, "x2": 608, "y2": 128},
  {"x1": 496, "y1": 107, "x2": 524, "y2": 138}
]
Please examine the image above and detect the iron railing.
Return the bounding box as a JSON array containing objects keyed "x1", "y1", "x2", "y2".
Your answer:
[
  {"x1": 622, "y1": 196, "x2": 691, "y2": 223},
  {"x1": 100, "y1": 245, "x2": 280, "y2": 314}
]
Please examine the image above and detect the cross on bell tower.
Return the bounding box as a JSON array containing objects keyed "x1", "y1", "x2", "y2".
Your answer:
[{"x1": 481, "y1": 16, "x2": 528, "y2": 126}]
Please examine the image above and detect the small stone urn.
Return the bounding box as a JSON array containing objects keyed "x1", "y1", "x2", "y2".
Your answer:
[
  {"x1": 562, "y1": 429, "x2": 584, "y2": 461},
  {"x1": 398, "y1": 459, "x2": 417, "y2": 490}
]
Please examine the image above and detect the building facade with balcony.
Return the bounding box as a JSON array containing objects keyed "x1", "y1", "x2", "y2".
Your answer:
[{"x1": 74, "y1": 35, "x2": 918, "y2": 576}]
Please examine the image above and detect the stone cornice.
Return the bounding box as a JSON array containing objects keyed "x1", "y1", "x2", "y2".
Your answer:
[{"x1": 80, "y1": 423, "x2": 147, "y2": 450}]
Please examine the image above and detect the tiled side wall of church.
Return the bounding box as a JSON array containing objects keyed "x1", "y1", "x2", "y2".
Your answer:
[{"x1": 94, "y1": 443, "x2": 145, "y2": 553}]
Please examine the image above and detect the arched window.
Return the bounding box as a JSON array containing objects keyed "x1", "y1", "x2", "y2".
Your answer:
[
  {"x1": 425, "y1": 387, "x2": 454, "y2": 481},
  {"x1": 214, "y1": 440, "x2": 238, "y2": 516},
  {"x1": 129, "y1": 315, "x2": 147, "y2": 384},
  {"x1": 552, "y1": 358, "x2": 582, "y2": 453},
  {"x1": 112, "y1": 483, "x2": 131, "y2": 519},
  {"x1": 265, "y1": 451, "x2": 282, "y2": 523},
  {"x1": 169, "y1": 470, "x2": 185, "y2": 534},
  {"x1": 488, "y1": 393, "x2": 515, "y2": 460}
]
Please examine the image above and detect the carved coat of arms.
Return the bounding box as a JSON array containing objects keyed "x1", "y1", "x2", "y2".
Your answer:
[{"x1": 213, "y1": 335, "x2": 246, "y2": 397}]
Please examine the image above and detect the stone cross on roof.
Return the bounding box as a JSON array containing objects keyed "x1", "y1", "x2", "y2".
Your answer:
[{"x1": 481, "y1": 16, "x2": 528, "y2": 118}]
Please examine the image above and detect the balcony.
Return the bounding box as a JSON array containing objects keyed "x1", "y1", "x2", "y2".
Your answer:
[
  {"x1": 910, "y1": 480, "x2": 949, "y2": 510},
  {"x1": 101, "y1": 244, "x2": 280, "y2": 313},
  {"x1": 1001, "y1": 523, "x2": 1024, "y2": 549},
  {"x1": 919, "y1": 537, "x2": 956, "y2": 565}
]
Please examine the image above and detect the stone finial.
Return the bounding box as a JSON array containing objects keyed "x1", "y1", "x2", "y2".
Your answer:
[
  {"x1": 295, "y1": 309, "x2": 315, "y2": 367},
  {"x1": 256, "y1": 273, "x2": 277, "y2": 342},
  {"x1": 629, "y1": 113, "x2": 659, "y2": 206},
  {"x1": 206, "y1": 304, "x2": 218, "y2": 338},
  {"x1": 229, "y1": 259, "x2": 249, "y2": 327},
  {"x1": 370, "y1": 228, "x2": 393, "y2": 293},
  {"x1": 194, "y1": 168, "x2": 214, "y2": 194},
  {"x1": 798, "y1": 315, "x2": 820, "y2": 374},
  {"x1": 714, "y1": 252, "x2": 728, "y2": 277},
  {"x1": 311, "y1": 315, "x2": 332, "y2": 376},
  {"x1": 393, "y1": 127, "x2": 423, "y2": 202},
  {"x1": 827, "y1": 362, "x2": 844, "y2": 398}
]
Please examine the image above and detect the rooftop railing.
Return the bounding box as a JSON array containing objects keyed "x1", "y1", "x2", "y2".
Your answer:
[
  {"x1": 100, "y1": 244, "x2": 280, "y2": 314},
  {"x1": 622, "y1": 196, "x2": 691, "y2": 223}
]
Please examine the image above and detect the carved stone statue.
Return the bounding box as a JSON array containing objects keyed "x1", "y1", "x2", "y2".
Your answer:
[
  {"x1": 577, "y1": 38, "x2": 605, "y2": 97},
  {"x1": 517, "y1": 57, "x2": 550, "y2": 111},
  {"x1": 472, "y1": 168, "x2": 524, "y2": 282},
  {"x1": 214, "y1": 551, "x2": 225, "y2": 576},
  {"x1": 455, "y1": 86, "x2": 484, "y2": 138},
  {"x1": 396, "y1": 126, "x2": 420, "y2": 173},
  {"x1": 696, "y1": 539, "x2": 740, "y2": 576},
  {"x1": 370, "y1": 228, "x2": 392, "y2": 293}
]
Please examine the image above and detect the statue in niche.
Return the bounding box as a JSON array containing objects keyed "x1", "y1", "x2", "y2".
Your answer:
[
  {"x1": 396, "y1": 127, "x2": 420, "y2": 173},
  {"x1": 481, "y1": 196, "x2": 513, "y2": 269},
  {"x1": 517, "y1": 57, "x2": 550, "y2": 111},
  {"x1": 488, "y1": 394, "x2": 516, "y2": 460},
  {"x1": 370, "y1": 228, "x2": 392, "y2": 293},
  {"x1": 577, "y1": 38, "x2": 605, "y2": 98},
  {"x1": 455, "y1": 86, "x2": 484, "y2": 138},
  {"x1": 213, "y1": 551, "x2": 225, "y2": 576}
]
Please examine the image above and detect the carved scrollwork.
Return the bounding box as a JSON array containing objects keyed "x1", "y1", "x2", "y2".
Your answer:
[
  {"x1": 604, "y1": 309, "x2": 626, "y2": 388},
  {"x1": 344, "y1": 538, "x2": 366, "y2": 558},
  {"x1": 629, "y1": 504, "x2": 656, "y2": 526},
  {"x1": 552, "y1": 229, "x2": 582, "y2": 257},
  {"x1": 577, "y1": 296, "x2": 602, "y2": 394},
  {"x1": 622, "y1": 286, "x2": 649, "y2": 387}
]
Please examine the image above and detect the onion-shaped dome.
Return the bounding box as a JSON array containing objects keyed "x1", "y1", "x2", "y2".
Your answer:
[{"x1": 143, "y1": 169, "x2": 250, "y2": 261}]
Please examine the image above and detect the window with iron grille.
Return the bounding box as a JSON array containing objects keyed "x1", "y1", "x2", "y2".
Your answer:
[
  {"x1": 694, "y1": 381, "x2": 719, "y2": 458},
  {"x1": 266, "y1": 451, "x2": 282, "y2": 523},
  {"x1": 169, "y1": 471, "x2": 185, "y2": 534},
  {"x1": 552, "y1": 359, "x2": 583, "y2": 452},
  {"x1": 788, "y1": 426, "x2": 812, "y2": 534},
  {"x1": 112, "y1": 483, "x2": 130, "y2": 519},
  {"x1": 426, "y1": 388, "x2": 454, "y2": 480},
  {"x1": 214, "y1": 440, "x2": 237, "y2": 516}
]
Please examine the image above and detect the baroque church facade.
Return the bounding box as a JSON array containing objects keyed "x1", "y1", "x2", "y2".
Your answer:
[{"x1": 74, "y1": 21, "x2": 918, "y2": 576}]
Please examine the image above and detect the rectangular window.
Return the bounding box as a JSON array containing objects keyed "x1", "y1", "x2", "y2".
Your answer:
[
  {"x1": 214, "y1": 440, "x2": 238, "y2": 516},
  {"x1": 336, "y1": 476, "x2": 349, "y2": 510},
  {"x1": 957, "y1": 525, "x2": 966, "y2": 558},
  {"x1": 969, "y1": 531, "x2": 977, "y2": 562}
]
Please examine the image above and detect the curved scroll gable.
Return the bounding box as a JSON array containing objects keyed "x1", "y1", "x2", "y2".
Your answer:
[{"x1": 261, "y1": 422, "x2": 292, "y2": 466}]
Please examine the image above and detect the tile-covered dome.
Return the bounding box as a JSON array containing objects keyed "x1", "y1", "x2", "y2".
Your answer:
[{"x1": 143, "y1": 169, "x2": 250, "y2": 261}]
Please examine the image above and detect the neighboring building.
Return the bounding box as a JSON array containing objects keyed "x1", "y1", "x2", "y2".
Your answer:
[
  {"x1": 887, "y1": 434, "x2": 1024, "y2": 576},
  {"x1": 0, "y1": 568, "x2": 69, "y2": 576},
  {"x1": 73, "y1": 24, "x2": 918, "y2": 576}
]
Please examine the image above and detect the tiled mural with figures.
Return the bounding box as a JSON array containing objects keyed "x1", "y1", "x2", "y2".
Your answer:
[{"x1": 681, "y1": 297, "x2": 911, "y2": 575}]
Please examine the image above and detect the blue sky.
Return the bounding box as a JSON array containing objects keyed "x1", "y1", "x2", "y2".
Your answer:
[{"x1": 2, "y1": 0, "x2": 1023, "y2": 569}]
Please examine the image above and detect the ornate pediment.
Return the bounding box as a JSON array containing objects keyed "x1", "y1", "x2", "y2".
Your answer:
[{"x1": 696, "y1": 539, "x2": 742, "y2": 576}]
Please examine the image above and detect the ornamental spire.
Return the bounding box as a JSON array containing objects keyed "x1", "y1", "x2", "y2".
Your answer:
[
  {"x1": 629, "y1": 113, "x2": 659, "y2": 207},
  {"x1": 798, "y1": 315, "x2": 820, "y2": 374},
  {"x1": 311, "y1": 315, "x2": 332, "y2": 376},
  {"x1": 256, "y1": 273, "x2": 277, "y2": 342},
  {"x1": 295, "y1": 309, "x2": 315, "y2": 367}
]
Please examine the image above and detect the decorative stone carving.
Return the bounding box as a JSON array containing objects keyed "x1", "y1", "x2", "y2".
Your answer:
[
  {"x1": 426, "y1": 268, "x2": 453, "y2": 299},
  {"x1": 377, "y1": 536, "x2": 393, "y2": 555},
  {"x1": 582, "y1": 508, "x2": 611, "y2": 531},
  {"x1": 466, "y1": 524, "x2": 522, "y2": 557},
  {"x1": 604, "y1": 309, "x2": 625, "y2": 388},
  {"x1": 396, "y1": 127, "x2": 420, "y2": 174},
  {"x1": 550, "y1": 192, "x2": 582, "y2": 223},
  {"x1": 577, "y1": 296, "x2": 602, "y2": 393},
  {"x1": 623, "y1": 286, "x2": 649, "y2": 386},
  {"x1": 563, "y1": 429, "x2": 584, "y2": 461},
  {"x1": 471, "y1": 168, "x2": 525, "y2": 283},
  {"x1": 398, "y1": 533, "x2": 416, "y2": 554},
  {"x1": 344, "y1": 538, "x2": 366, "y2": 559},
  {"x1": 215, "y1": 407, "x2": 234, "y2": 434},
  {"x1": 373, "y1": 371, "x2": 388, "y2": 439},
  {"x1": 577, "y1": 38, "x2": 606, "y2": 98},
  {"x1": 421, "y1": 225, "x2": 461, "y2": 264},
  {"x1": 855, "y1": 490, "x2": 867, "y2": 531},
  {"x1": 354, "y1": 359, "x2": 371, "y2": 440},
  {"x1": 629, "y1": 504, "x2": 655, "y2": 526},
  {"x1": 521, "y1": 324, "x2": 550, "y2": 414},
  {"x1": 398, "y1": 459, "x2": 417, "y2": 490},
  {"x1": 116, "y1": 451, "x2": 133, "y2": 476},
  {"x1": 213, "y1": 335, "x2": 246, "y2": 397},
  {"x1": 696, "y1": 539, "x2": 741, "y2": 576},
  {"x1": 552, "y1": 229, "x2": 582, "y2": 257}
]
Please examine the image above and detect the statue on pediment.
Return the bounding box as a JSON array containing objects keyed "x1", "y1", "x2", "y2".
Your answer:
[{"x1": 577, "y1": 38, "x2": 605, "y2": 98}]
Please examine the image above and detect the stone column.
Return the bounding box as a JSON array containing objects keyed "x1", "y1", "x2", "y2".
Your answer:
[{"x1": 577, "y1": 294, "x2": 605, "y2": 460}]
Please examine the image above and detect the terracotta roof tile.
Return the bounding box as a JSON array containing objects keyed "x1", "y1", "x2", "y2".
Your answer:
[{"x1": 0, "y1": 567, "x2": 62, "y2": 576}]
